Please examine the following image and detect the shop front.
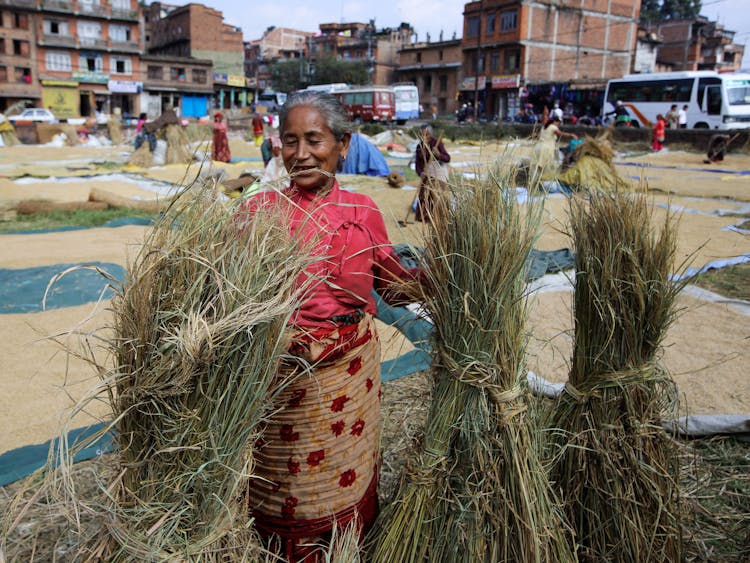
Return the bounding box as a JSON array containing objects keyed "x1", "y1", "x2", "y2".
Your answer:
[
  {"x1": 214, "y1": 74, "x2": 251, "y2": 111},
  {"x1": 458, "y1": 75, "x2": 487, "y2": 120},
  {"x1": 108, "y1": 80, "x2": 142, "y2": 119},
  {"x1": 73, "y1": 71, "x2": 110, "y2": 118},
  {"x1": 488, "y1": 74, "x2": 520, "y2": 121}
]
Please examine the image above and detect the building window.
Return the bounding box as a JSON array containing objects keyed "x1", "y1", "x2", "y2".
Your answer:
[
  {"x1": 439, "y1": 74, "x2": 447, "y2": 92},
  {"x1": 504, "y1": 49, "x2": 520, "y2": 72},
  {"x1": 44, "y1": 20, "x2": 69, "y2": 35},
  {"x1": 486, "y1": 13, "x2": 496, "y2": 35},
  {"x1": 80, "y1": 53, "x2": 103, "y2": 73},
  {"x1": 15, "y1": 67, "x2": 31, "y2": 83},
  {"x1": 46, "y1": 51, "x2": 72, "y2": 71},
  {"x1": 423, "y1": 75, "x2": 432, "y2": 92},
  {"x1": 78, "y1": 21, "x2": 102, "y2": 47},
  {"x1": 0, "y1": 66, "x2": 7, "y2": 82},
  {"x1": 0, "y1": 38, "x2": 4, "y2": 55},
  {"x1": 466, "y1": 16, "x2": 480, "y2": 38},
  {"x1": 438, "y1": 50, "x2": 443, "y2": 61},
  {"x1": 111, "y1": 56, "x2": 131, "y2": 74},
  {"x1": 111, "y1": 0, "x2": 130, "y2": 9},
  {"x1": 12, "y1": 39, "x2": 30, "y2": 56},
  {"x1": 500, "y1": 9, "x2": 518, "y2": 32},
  {"x1": 13, "y1": 13, "x2": 29, "y2": 30},
  {"x1": 416, "y1": 52, "x2": 422, "y2": 63},
  {"x1": 109, "y1": 24, "x2": 131, "y2": 42},
  {"x1": 170, "y1": 67, "x2": 186, "y2": 81},
  {"x1": 192, "y1": 68, "x2": 207, "y2": 84},
  {"x1": 147, "y1": 65, "x2": 163, "y2": 80},
  {"x1": 490, "y1": 51, "x2": 500, "y2": 72}
]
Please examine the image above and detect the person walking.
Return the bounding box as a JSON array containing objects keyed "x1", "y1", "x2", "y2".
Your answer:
[
  {"x1": 414, "y1": 123, "x2": 451, "y2": 222},
  {"x1": 678, "y1": 105, "x2": 688, "y2": 129},
  {"x1": 665, "y1": 104, "x2": 680, "y2": 129},
  {"x1": 211, "y1": 112, "x2": 231, "y2": 162},
  {"x1": 652, "y1": 114, "x2": 666, "y2": 151}
]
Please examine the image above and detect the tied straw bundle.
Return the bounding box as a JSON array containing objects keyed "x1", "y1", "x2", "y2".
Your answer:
[
  {"x1": 5, "y1": 182, "x2": 313, "y2": 561},
  {"x1": 548, "y1": 189, "x2": 684, "y2": 562},
  {"x1": 371, "y1": 165, "x2": 574, "y2": 562}
]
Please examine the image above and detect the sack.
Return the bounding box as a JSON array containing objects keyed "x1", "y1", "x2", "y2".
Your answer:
[
  {"x1": 657, "y1": 136, "x2": 665, "y2": 143},
  {"x1": 425, "y1": 159, "x2": 449, "y2": 182}
]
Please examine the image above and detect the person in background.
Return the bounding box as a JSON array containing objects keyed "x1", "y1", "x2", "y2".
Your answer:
[
  {"x1": 238, "y1": 90, "x2": 423, "y2": 561},
  {"x1": 414, "y1": 123, "x2": 451, "y2": 222},
  {"x1": 212, "y1": 112, "x2": 231, "y2": 162},
  {"x1": 679, "y1": 104, "x2": 688, "y2": 129},
  {"x1": 652, "y1": 113, "x2": 666, "y2": 151},
  {"x1": 252, "y1": 112, "x2": 265, "y2": 146},
  {"x1": 133, "y1": 112, "x2": 156, "y2": 152},
  {"x1": 532, "y1": 114, "x2": 578, "y2": 177},
  {"x1": 260, "y1": 135, "x2": 284, "y2": 184},
  {"x1": 552, "y1": 101, "x2": 564, "y2": 124},
  {"x1": 665, "y1": 104, "x2": 680, "y2": 129},
  {"x1": 135, "y1": 112, "x2": 147, "y2": 134}
]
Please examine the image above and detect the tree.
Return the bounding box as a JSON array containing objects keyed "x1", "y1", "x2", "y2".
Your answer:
[
  {"x1": 677, "y1": 0, "x2": 701, "y2": 17},
  {"x1": 269, "y1": 59, "x2": 305, "y2": 93},
  {"x1": 312, "y1": 57, "x2": 369, "y2": 86},
  {"x1": 659, "y1": 0, "x2": 680, "y2": 19},
  {"x1": 640, "y1": 0, "x2": 661, "y2": 23}
]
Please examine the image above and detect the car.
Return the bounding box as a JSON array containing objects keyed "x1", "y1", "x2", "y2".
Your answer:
[{"x1": 7, "y1": 108, "x2": 56, "y2": 123}]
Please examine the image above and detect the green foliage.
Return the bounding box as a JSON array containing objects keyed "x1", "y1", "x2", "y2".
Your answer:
[
  {"x1": 0, "y1": 207, "x2": 156, "y2": 234},
  {"x1": 270, "y1": 59, "x2": 305, "y2": 93},
  {"x1": 359, "y1": 122, "x2": 386, "y2": 136},
  {"x1": 313, "y1": 56, "x2": 369, "y2": 86},
  {"x1": 640, "y1": 0, "x2": 661, "y2": 23}
]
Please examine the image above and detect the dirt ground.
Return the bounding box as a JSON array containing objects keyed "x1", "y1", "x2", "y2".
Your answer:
[{"x1": 0, "y1": 135, "x2": 748, "y2": 456}]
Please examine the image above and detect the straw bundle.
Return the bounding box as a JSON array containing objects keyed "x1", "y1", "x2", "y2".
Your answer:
[
  {"x1": 0, "y1": 120, "x2": 20, "y2": 146},
  {"x1": 107, "y1": 119, "x2": 124, "y2": 145},
  {"x1": 547, "y1": 189, "x2": 683, "y2": 562},
  {"x1": 165, "y1": 124, "x2": 193, "y2": 165},
  {"x1": 128, "y1": 143, "x2": 153, "y2": 168},
  {"x1": 558, "y1": 134, "x2": 628, "y2": 191},
  {"x1": 34, "y1": 184, "x2": 313, "y2": 561},
  {"x1": 371, "y1": 167, "x2": 575, "y2": 562}
]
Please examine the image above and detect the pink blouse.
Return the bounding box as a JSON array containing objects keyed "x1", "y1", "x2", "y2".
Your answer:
[{"x1": 239, "y1": 180, "x2": 416, "y2": 328}]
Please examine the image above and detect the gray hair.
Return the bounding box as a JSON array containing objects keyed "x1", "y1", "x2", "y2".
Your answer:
[
  {"x1": 420, "y1": 123, "x2": 433, "y2": 136},
  {"x1": 279, "y1": 91, "x2": 351, "y2": 141}
]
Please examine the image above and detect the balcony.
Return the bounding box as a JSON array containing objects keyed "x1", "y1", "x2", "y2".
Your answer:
[
  {"x1": 110, "y1": 8, "x2": 139, "y2": 21},
  {"x1": 78, "y1": 2, "x2": 108, "y2": 17},
  {"x1": 0, "y1": 0, "x2": 36, "y2": 7},
  {"x1": 41, "y1": 0, "x2": 73, "y2": 13},
  {"x1": 41, "y1": 33, "x2": 77, "y2": 47},
  {"x1": 110, "y1": 40, "x2": 140, "y2": 53},
  {"x1": 78, "y1": 37, "x2": 108, "y2": 49}
]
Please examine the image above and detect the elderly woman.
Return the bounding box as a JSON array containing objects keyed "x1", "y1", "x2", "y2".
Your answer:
[
  {"x1": 212, "y1": 112, "x2": 231, "y2": 162},
  {"x1": 414, "y1": 123, "x2": 451, "y2": 222},
  {"x1": 239, "y1": 91, "x2": 419, "y2": 561}
]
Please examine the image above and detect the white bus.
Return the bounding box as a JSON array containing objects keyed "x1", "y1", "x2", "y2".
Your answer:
[
  {"x1": 602, "y1": 71, "x2": 750, "y2": 129},
  {"x1": 393, "y1": 83, "x2": 419, "y2": 124}
]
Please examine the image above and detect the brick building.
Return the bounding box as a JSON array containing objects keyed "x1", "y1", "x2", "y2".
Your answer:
[
  {"x1": 397, "y1": 39, "x2": 462, "y2": 117},
  {"x1": 244, "y1": 26, "x2": 312, "y2": 92},
  {"x1": 0, "y1": 0, "x2": 142, "y2": 118},
  {"x1": 145, "y1": 2, "x2": 250, "y2": 110},
  {"x1": 140, "y1": 53, "x2": 213, "y2": 118},
  {"x1": 0, "y1": 1, "x2": 39, "y2": 113},
  {"x1": 644, "y1": 16, "x2": 745, "y2": 72},
  {"x1": 315, "y1": 21, "x2": 413, "y2": 85},
  {"x1": 461, "y1": 0, "x2": 639, "y2": 119}
]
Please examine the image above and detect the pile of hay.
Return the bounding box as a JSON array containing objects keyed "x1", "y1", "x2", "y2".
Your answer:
[
  {"x1": 127, "y1": 143, "x2": 153, "y2": 167},
  {"x1": 3, "y1": 184, "x2": 313, "y2": 561},
  {"x1": 165, "y1": 124, "x2": 193, "y2": 165},
  {"x1": 107, "y1": 120, "x2": 124, "y2": 145},
  {"x1": 371, "y1": 168, "x2": 574, "y2": 561},
  {"x1": 558, "y1": 132, "x2": 629, "y2": 190},
  {"x1": 547, "y1": 189, "x2": 684, "y2": 561}
]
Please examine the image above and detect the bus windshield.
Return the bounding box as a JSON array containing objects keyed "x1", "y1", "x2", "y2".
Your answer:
[{"x1": 725, "y1": 79, "x2": 750, "y2": 106}]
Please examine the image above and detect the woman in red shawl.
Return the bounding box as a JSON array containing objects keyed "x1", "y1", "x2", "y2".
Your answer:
[
  {"x1": 237, "y1": 91, "x2": 421, "y2": 562},
  {"x1": 212, "y1": 112, "x2": 231, "y2": 162}
]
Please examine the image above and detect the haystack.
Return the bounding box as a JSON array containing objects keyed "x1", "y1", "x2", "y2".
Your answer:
[
  {"x1": 165, "y1": 123, "x2": 193, "y2": 164},
  {"x1": 2, "y1": 184, "x2": 312, "y2": 561},
  {"x1": 371, "y1": 167, "x2": 574, "y2": 562},
  {"x1": 557, "y1": 132, "x2": 629, "y2": 191},
  {"x1": 128, "y1": 143, "x2": 153, "y2": 168},
  {"x1": 107, "y1": 119, "x2": 124, "y2": 145},
  {"x1": 547, "y1": 189, "x2": 684, "y2": 561},
  {"x1": 0, "y1": 120, "x2": 20, "y2": 146}
]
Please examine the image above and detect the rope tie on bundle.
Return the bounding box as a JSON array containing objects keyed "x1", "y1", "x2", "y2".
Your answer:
[
  {"x1": 439, "y1": 353, "x2": 527, "y2": 420},
  {"x1": 407, "y1": 446, "x2": 451, "y2": 486},
  {"x1": 563, "y1": 362, "x2": 671, "y2": 404}
]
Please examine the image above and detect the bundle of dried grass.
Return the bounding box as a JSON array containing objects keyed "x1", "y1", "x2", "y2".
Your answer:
[
  {"x1": 370, "y1": 167, "x2": 575, "y2": 562},
  {"x1": 107, "y1": 119, "x2": 124, "y2": 145},
  {"x1": 547, "y1": 189, "x2": 684, "y2": 562},
  {"x1": 558, "y1": 133, "x2": 629, "y2": 191},
  {"x1": 0, "y1": 120, "x2": 20, "y2": 146},
  {"x1": 128, "y1": 143, "x2": 153, "y2": 168},
  {"x1": 165, "y1": 124, "x2": 193, "y2": 164},
  {"x1": 2, "y1": 184, "x2": 312, "y2": 561}
]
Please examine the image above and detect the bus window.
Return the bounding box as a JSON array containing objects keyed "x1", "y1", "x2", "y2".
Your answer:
[{"x1": 705, "y1": 86, "x2": 722, "y2": 115}]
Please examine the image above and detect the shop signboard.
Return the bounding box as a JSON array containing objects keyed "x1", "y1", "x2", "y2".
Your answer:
[
  {"x1": 108, "y1": 80, "x2": 142, "y2": 93},
  {"x1": 227, "y1": 75, "x2": 245, "y2": 87},
  {"x1": 73, "y1": 72, "x2": 109, "y2": 84},
  {"x1": 491, "y1": 74, "x2": 520, "y2": 89},
  {"x1": 460, "y1": 76, "x2": 487, "y2": 90}
]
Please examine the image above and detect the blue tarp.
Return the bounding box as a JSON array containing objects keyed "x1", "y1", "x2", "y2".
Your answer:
[{"x1": 341, "y1": 133, "x2": 390, "y2": 177}]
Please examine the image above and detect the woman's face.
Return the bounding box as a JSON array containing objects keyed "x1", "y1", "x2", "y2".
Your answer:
[{"x1": 281, "y1": 105, "x2": 349, "y2": 192}]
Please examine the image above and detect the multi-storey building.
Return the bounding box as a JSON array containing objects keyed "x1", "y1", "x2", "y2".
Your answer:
[
  {"x1": 461, "y1": 0, "x2": 639, "y2": 119},
  {"x1": 140, "y1": 53, "x2": 213, "y2": 118},
  {"x1": 644, "y1": 16, "x2": 745, "y2": 72},
  {"x1": 37, "y1": 0, "x2": 142, "y2": 118},
  {"x1": 145, "y1": 2, "x2": 250, "y2": 110},
  {"x1": 314, "y1": 21, "x2": 413, "y2": 86},
  {"x1": 244, "y1": 26, "x2": 312, "y2": 93},
  {"x1": 0, "y1": 0, "x2": 39, "y2": 113},
  {"x1": 397, "y1": 38, "x2": 462, "y2": 117}
]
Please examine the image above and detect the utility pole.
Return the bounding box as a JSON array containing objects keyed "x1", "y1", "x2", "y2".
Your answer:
[{"x1": 473, "y1": 0, "x2": 483, "y2": 122}]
